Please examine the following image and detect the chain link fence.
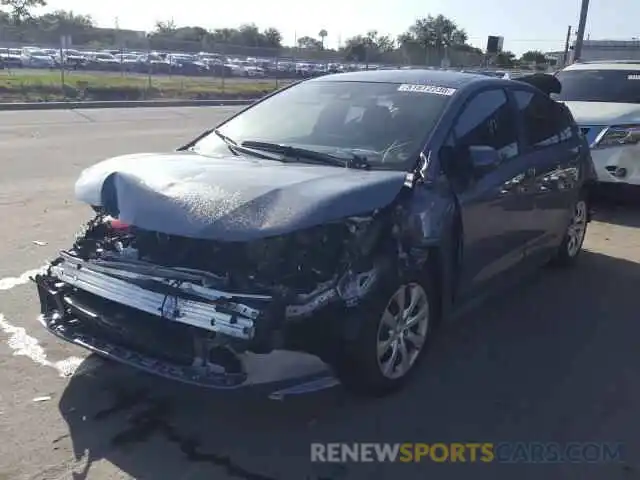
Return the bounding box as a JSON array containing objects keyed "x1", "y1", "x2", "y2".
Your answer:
[{"x1": 0, "y1": 35, "x2": 533, "y2": 102}]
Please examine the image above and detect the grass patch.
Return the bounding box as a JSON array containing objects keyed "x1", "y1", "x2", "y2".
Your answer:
[{"x1": 0, "y1": 69, "x2": 290, "y2": 102}]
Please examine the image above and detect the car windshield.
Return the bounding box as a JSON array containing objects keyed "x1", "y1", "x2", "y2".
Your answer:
[
  {"x1": 191, "y1": 80, "x2": 453, "y2": 170},
  {"x1": 553, "y1": 69, "x2": 640, "y2": 103}
]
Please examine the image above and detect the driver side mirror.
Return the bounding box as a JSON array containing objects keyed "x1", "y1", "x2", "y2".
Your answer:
[{"x1": 468, "y1": 145, "x2": 500, "y2": 174}]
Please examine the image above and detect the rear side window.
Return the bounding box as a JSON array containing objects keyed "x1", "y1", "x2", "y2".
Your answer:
[
  {"x1": 452, "y1": 88, "x2": 519, "y2": 161},
  {"x1": 513, "y1": 90, "x2": 573, "y2": 149}
]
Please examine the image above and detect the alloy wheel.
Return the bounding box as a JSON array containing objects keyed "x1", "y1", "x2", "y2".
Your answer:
[
  {"x1": 376, "y1": 283, "x2": 430, "y2": 379},
  {"x1": 566, "y1": 200, "x2": 587, "y2": 257}
]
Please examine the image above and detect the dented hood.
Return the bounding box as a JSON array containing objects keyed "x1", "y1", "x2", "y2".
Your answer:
[{"x1": 75, "y1": 151, "x2": 408, "y2": 241}]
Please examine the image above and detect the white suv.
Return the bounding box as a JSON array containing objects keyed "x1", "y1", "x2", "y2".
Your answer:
[{"x1": 554, "y1": 61, "x2": 640, "y2": 187}]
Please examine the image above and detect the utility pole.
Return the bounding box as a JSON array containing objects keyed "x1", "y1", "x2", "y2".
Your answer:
[
  {"x1": 562, "y1": 25, "x2": 572, "y2": 66},
  {"x1": 573, "y1": 0, "x2": 590, "y2": 62}
]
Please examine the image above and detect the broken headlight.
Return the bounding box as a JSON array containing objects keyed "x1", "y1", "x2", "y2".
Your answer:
[
  {"x1": 243, "y1": 215, "x2": 383, "y2": 292},
  {"x1": 243, "y1": 222, "x2": 349, "y2": 291},
  {"x1": 344, "y1": 215, "x2": 383, "y2": 257}
]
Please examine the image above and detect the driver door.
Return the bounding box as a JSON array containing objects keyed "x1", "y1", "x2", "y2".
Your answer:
[{"x1": 443, "y1": 88, "x2": 537, "y2": 300}]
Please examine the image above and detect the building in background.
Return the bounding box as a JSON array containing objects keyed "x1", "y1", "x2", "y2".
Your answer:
[
  {"x1": 545, "y1": 51, "x2": 565, "y2": 64},
  {"x1": 567, "y1": 39, "x2": 640, "y2": 62}
]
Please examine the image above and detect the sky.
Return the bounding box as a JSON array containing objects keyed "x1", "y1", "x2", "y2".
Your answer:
[{"x1": 36, "y1": 0, "x2": 640, "y2": 55}]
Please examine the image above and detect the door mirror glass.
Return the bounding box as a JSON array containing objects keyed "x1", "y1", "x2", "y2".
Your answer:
[{"x1": 468, "y1": 145, "x2": 500, "y2": 172}]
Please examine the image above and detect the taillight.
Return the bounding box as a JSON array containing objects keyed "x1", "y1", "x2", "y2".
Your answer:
[{"x1": 109, "y1": 219, "x2": 130, "y2": 230}]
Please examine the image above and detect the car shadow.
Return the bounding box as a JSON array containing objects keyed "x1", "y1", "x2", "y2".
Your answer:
[
  {"x1": 591, "y1": 188, "x2": 640, "y2": 228},
  {"x1": 57, "y1": 250, "x2": 640, "y2": 480},
  {"x1": 593, "y1": 207, "x2": 640, "y2": 229}
]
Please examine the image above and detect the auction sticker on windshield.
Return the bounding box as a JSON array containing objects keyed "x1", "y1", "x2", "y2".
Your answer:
[{"x1": 397, "y1": 84, "x2": 457, "y2": 95}]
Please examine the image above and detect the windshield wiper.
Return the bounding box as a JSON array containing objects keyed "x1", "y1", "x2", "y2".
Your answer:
[
  {"x1": 241, "y1": 141, "x2": 344, "y2": 167},
  {"x1": 210, "y1": 130, "x2": 282, "y2": 160},
  {"x1": 240, "y1": 141, "x2": 370, "y2": 169},
  {"x1": 212, "y1": 129, "x2": 240, "y2": 155}
]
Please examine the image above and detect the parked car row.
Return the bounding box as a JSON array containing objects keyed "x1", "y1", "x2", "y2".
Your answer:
[
  {"x1": 1, "y1": 45, "x2": 534, "y2": 81},
  {"x1": 0, "y1": 45, "x2": 400, "y2": 78}
]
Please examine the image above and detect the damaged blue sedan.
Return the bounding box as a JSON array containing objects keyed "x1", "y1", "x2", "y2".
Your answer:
[{"x1": 34, "y1": 70, "x2": 596, "y2": 396}]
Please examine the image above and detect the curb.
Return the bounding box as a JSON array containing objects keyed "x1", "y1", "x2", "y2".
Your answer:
[{"x1": 0, "y1": 98, "x2": 258, "y2": 111}]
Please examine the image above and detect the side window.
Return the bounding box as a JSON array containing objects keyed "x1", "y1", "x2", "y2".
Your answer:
[
  {"x1": 513, "y1": 90, "x2": 573, "y2": 148},
  {"x1": 452, "y1": 89, "x2": 519, "y2": 161}
]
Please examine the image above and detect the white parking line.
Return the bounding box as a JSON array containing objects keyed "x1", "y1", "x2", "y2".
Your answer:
[
  {"x1": 0, "y1": 265, "x2": 83, "y2": 377},
  {"x1": 0, "y1": 265, "x2": 47, "y2": 291},
  {"x1": 0, "y1": 314, "x2": 82, "y2": 377}
]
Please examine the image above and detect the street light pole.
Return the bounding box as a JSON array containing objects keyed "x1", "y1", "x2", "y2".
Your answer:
[{"x1": 573, "y1": 0, "x2": 590, "y2": 62}]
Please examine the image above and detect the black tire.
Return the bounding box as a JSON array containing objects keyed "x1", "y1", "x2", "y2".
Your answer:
[
  {"x1": 550, "y1": 192, "x2": 589, "y2": 267},
  {"x1": 331, "y1": 268, "x2": 440, "y2": 397}
]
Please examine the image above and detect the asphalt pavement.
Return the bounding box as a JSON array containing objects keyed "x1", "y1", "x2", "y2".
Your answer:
[{"x1": 0, "y1": 107, "x2": 639, "y2": 480}]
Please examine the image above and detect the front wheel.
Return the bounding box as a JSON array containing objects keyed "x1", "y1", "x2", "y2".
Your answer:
[
  {"x1": 550, "y1": 195, "x2": 589, "y2": 267},
  {"x1": 331, "y1": 273, "x2": 439, "y2": 396}
]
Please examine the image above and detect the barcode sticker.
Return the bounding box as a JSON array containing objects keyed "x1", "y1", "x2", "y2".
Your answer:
[{"x1": 397, "y1": 84, "x2": 457, "y2": 95}]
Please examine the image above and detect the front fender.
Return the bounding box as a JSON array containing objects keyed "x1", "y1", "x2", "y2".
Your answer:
[{"x1": 338, "y1": 186, "x2": 459, "y2": 342}]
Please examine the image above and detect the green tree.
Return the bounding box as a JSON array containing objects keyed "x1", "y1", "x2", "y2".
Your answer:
[
  {"x1": 366, "y1": 30, "x2": 395, "y2": 53},
  {"x1": 37, "y1": 10, "x2": 93, "y2": 32},
  {"x1": 520, "y1": 50, "x2": 547, "y2": 64},
  {"x1": 495, "y1": 50, "x2": 516, "y2": 67},
  {"x1": 160, "y1": 24, "x2": 283, "y2": 50},
  {"x1": 398, "y1": 14, "x2": 468, "y2": 65},
  {"x1": 209, "y1": 28, "x2": 236, "y2": 44},
  {"x1": 343, "y1": 30, "x2": 395, "y2": 62},
  {"x1": 297, "y1": 35, "x2": 322, "y2": 50},
  {"x1": 154, "y1": 19, "x2": 176, "y2": 34},
  {"x1": 1, "y1": 0, "x2": 46, "y2": 23},
  {"x1": 173, "y1": 26, "x2": 208, "y2": 43},
  {"x1": 262, "y1": 27, "x2": 282, "y2": 48},
  {"x1": 318, "y1": 29, "x2": 327, "y2": 49},
  {"x1": 236, "y1": 23, "x2": 262, "y2": 46}
]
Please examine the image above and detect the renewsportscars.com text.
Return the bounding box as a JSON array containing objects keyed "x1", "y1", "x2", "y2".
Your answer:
[{"x1": 310, "y1": 442, "x2": 623, "y2": 464}]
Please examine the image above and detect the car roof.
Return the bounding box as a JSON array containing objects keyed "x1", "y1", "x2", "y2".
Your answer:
[
  {"x1": 563, "y1": 61, "x2": 640, "y2": 71},
  {"x1": 306, "y1": 69, "x2": 496, "y2": 89}
]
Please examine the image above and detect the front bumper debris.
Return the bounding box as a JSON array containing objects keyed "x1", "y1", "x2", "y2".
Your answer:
[
  {"x1": 49, "y1": 252, "x2": 265, "y2": 340},
  {"x1": 38, "y1": 311, "x2": 249, "y2": 389},
  {"x1": 35, "y1": 272, "x2": 254, "y2": 388},
  {"x1": 33, "y1": 253, "x2": 282, "y2": 389},
  {"x1": 34, "y1": 249, "x2": 383, "y2": 389}
]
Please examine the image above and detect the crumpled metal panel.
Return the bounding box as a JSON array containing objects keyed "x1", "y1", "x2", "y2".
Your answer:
[{"x1": 74, "y1": 151, "x2": 407, "y2": 241}]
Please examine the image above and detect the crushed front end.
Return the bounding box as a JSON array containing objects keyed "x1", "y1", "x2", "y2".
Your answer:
[{"x1": 34, "y1": 211, "x2": 393, "y2": 388}]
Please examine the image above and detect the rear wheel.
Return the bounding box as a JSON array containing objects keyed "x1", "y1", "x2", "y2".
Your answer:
[
  {"x1": 551, "y1": 194, "x2": 589, "y2": 267},
  {"x1": 332, "y1": 271, "x2": 439, "y2": 396}
]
